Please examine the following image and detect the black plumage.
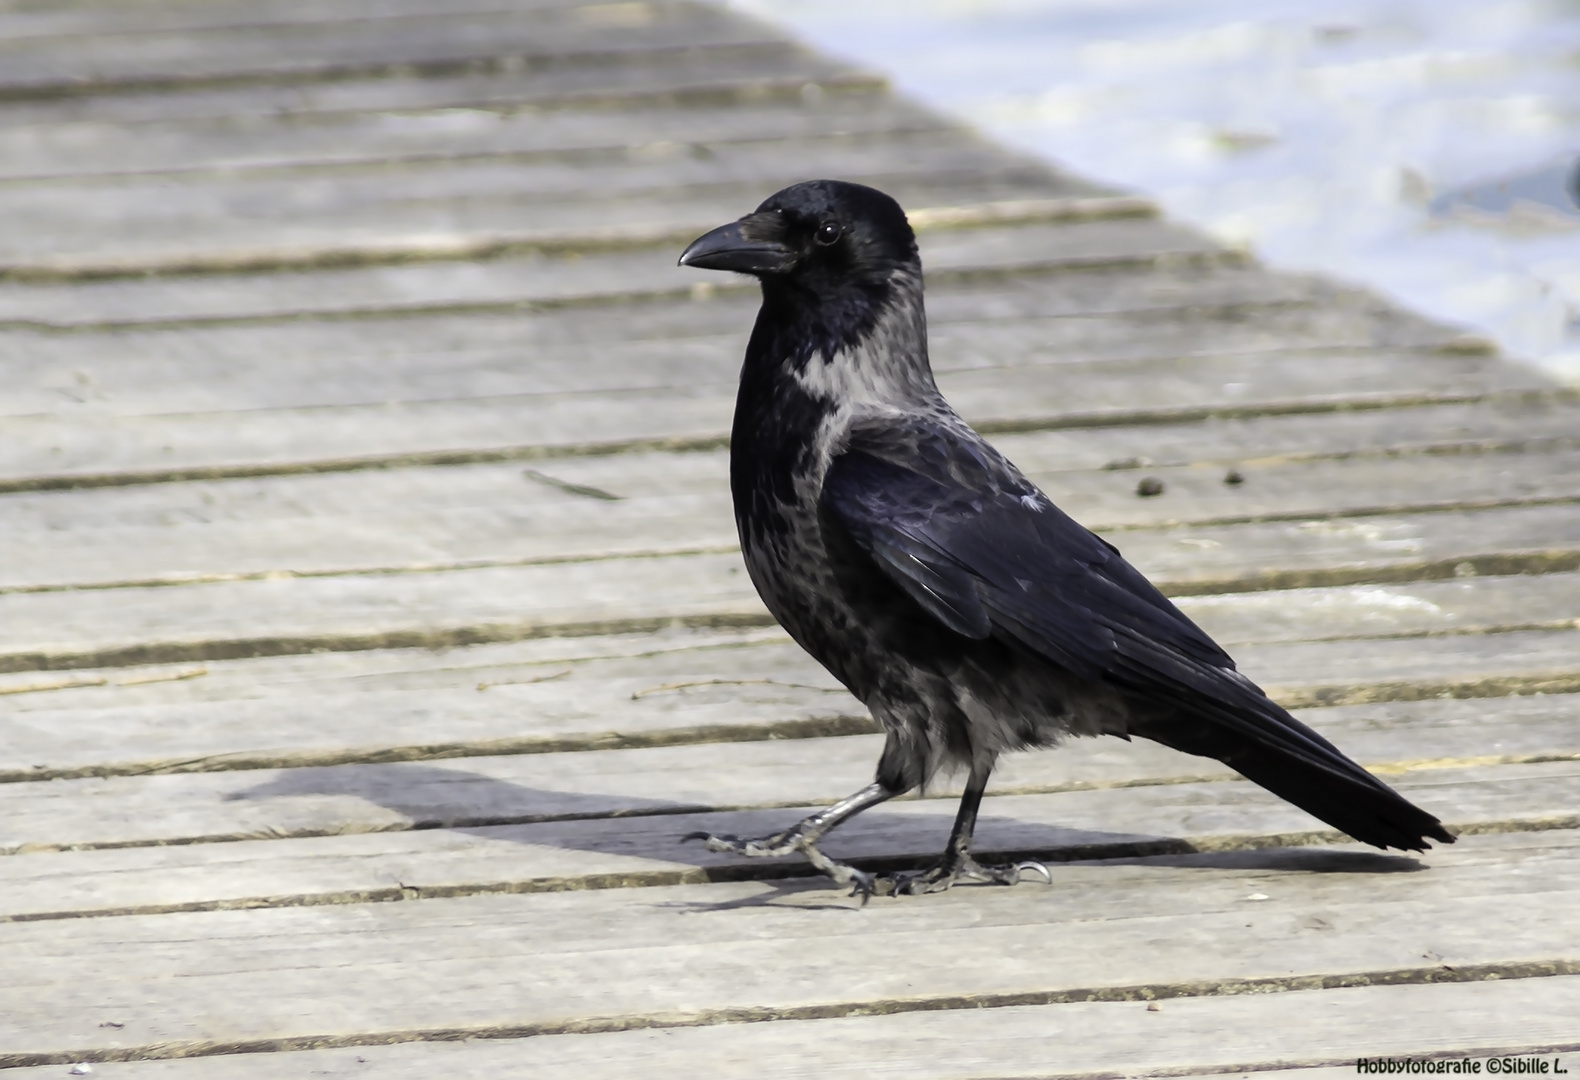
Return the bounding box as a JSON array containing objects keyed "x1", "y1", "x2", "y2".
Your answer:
[{"x1": 678, "y1": 179, "x2": 1453, "y2": 897}]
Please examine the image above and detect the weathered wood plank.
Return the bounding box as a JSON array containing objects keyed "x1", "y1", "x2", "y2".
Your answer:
[
  {"x1": 0, "y1": 214, "x2": 1217, "y2": 331},
  {"x1": 0, "y1": 0, "x2": 601, "y2": 40},
  {"x1": 0, "y1": 170, "x2": 1085, "y2": 278},
  {"x1": 0, "y1": 87, "x2": 945, "y2": 182},
  {"x1": 0, "y1": 831, "x2": 1573, "y2": 1065},
  {"x1": 0, "y1": 45, "x2": 886, "y2": 133},
  {"x1": 1, "y1": 761, "x2": 1574, "y2": 921},
  {"x1": 8, "y1": 976, "x2": 1575, "y2": 1079},
  {"x1": 1, "y1": 602, "x2": 1575, "y2": 779},
  {"x1": 0, "y1": 2, "x2": 785, "y2": 93},
  {"x1": 0, "y1": 171, "x2": 1139, "y2": 281},
  {"x1": 1179, "y1": 572, "x2": 1580, "y2": 641},
  {"x1": 1118, "y1": 501, "x2": 1580, "y2": 594},
  {"x1": 0, "y1": 346, "x2": 1538, "y2": 486},
  {"x1": 0, "y1": 126, "x2": 1044, "y2": 233},
  {"x1": 2, "y1": 253, "x2": 1329, "y2": 342},
  {"x1": 2, "y1": 691, "x2": 1575, "y2": 855},
  {"x1": 9, "y1": 0, "x2": 1570, "y2": 1074},
  {"x1": 0, "y1": 260, "x2": 1368, "y2": 406},
  {"x1": 3, "y1": 474, "x2": 1579, "y2": 662},
  {"x1": 0, "y1": 627, "x2": 846, "y2": 778},
  {"x1": 0, "y1": 550, "x2": 771, "y2": 669},
  {"x1": 6, "y1": 423, "x2": 1580, "y2": 589}
]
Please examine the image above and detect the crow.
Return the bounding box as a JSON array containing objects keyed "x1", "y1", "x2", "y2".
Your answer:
[{"x1": 678, "y1": 179, "x2": 1453, "y2": 898}]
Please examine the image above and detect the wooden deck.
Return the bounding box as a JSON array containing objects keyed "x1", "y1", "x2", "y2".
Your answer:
[{"x1": 2, "y1": 1, "x2": 1578, "y2": 1075}]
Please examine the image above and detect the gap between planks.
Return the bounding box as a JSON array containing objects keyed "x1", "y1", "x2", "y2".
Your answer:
[
  {"x1": 4, "y1": 959, "x2": 1577, "y2": 1071},
  {"x1": 0, "y1": 12, "x2": 806, "y2": 105},
  {"x1": 5, "y1": 980, "x2": 1576, "y2": 1079},
  {"x1": 0, "y1": 242, "x2": 1341, "y2": 331},
  {"x1": 5, "y1": 384, "x2": 1566, "y2": 498},
  {"x1": 10, "y1": 408, "x2": 1580, "y2": 594},
  {"x1": 2, "y1": 753, "x2": 1575, "y2": 859},
  {"x1": 1, "y1": 690, "x2": 1574, "y2": 858},
  {"x1": 0, "y1": 829, "x2": 1577, "y2": 1067},
  {"x1": 0, "y1": 193, "x2": 1155, "y2": 286},
  {"x1": 2, "y1": 631, "x2": 1578, "y2": 778},
  {"x1": 0, "y1": 74, "x2": 916, "y2": 185},
  {"x1": 0, "y1": 776, "x2": 1574, "y2": 923},
  {"x1": 6, "y1": 558, "x2": 1580, "y2": 677},
  {"x1": 0, "y1": 62, "x2": 894, "y2": 154}
]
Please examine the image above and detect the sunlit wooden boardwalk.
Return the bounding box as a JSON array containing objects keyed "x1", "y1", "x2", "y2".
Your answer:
[{"x1": 1, "y1": 1, "x2": 1578, "y2": 1076}]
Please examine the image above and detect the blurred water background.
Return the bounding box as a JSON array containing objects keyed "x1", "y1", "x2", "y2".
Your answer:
[{"x1": 731, "y1": 0, "x2": 1580, "y2": 383}]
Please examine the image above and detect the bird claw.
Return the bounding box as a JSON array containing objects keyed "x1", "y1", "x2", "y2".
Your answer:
[
  {"x1": 879, "y1": 854, "x2": 1053, "y2": 895},
  {"x1": 844, "y1": 867, "x2": 878, "y2": 905},
  {"x1": 1016, "y1": 859, "x2": 1053, "y2": 883}
]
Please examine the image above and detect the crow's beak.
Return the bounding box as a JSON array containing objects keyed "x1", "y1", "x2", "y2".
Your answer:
[{"x1": 678, "y1": 214, "x2": 796, "y2": 274}]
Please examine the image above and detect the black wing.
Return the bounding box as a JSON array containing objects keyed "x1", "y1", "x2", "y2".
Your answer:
[{"x1": 821, "y1": 420, "x2": 1453, "y2": 851}]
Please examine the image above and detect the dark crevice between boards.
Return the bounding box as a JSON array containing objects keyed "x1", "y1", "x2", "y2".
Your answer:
[
  {"x1": 0, "y1": 35, "x2": 824, "y2": 106},
  {"x1": 0, "y1": 711, "x2": 880, "y2": 785},
  {"x1": 0, "y1": 113, "x2": 967, "y2": 189},
  {"x1": 5, "y1": 751, "x2": 1574, "y2": 857},
  {"x1": 0, "y1": 73, "x2": 895, "y2": 177},
  {"x1": 4, "y1": 385, "x2": 1574, "y2": 496},
  {"x1": 1101, "y1": 492, "x2": 1580, "y2": 534},
  {"x1": 0, "y1": 74, "x2": 907, "y2": 188},
  {"x1": 0, "y1": 611, "x2": 783, "y2": 677},
  {"x1": 0, "y1": 957, "x2": 1576, "y2": 1068},
  {"x1": 8, "y1": 531, "x2": 1579, "y2": 599},
  {"x1": 0, "y1": 192, "x2": 1152, "y2": 288},
  {"x1": 2, "y1": 554, "x2": 1579, "y2": 677},
  {"x1": 3, "y1": 605, "x2": 1580, "y2": 681},
  {"x1": 0, "y1": 264, "x2": 1440, "y2": 336},
  {"x1": 1160, "y1": 549, "x2": 1580, "y2": 597},
  {"x1": 9, "y1": 821, "x2": 1580, "y2": 925},
  {"x1": 4, "y1": 669, "x2": 1580, "y2": 783},
  {"x1": 0, "y1": 544, "x2": 747, "y2": 596},
  {"x1": 0, "y1": 154, "x2": 1113, "y2": 277}
]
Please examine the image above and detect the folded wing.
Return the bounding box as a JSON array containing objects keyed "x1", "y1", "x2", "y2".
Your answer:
[{"x1": 821, "y1": 422, "x2": 1454, "y2": 851}]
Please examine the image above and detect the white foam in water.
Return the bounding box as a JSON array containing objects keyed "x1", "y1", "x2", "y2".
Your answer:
[{"x1": 732, "y1": 0, "x2": 1580, "y2": 382}]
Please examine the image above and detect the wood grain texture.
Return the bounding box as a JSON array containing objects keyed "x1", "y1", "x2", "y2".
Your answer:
[
  {"x1": 2, "y1": 692, "x2": 1576, "y2": 855},
  {"x1": 4, "y1": 0, "x2": 1575, "y2": 1068},
  {"x1": 0, "y1": 47, "x2": 888, "y2": 134},
  {"x1": 0, "y1": 88, "x2": 944, "y2": 182},
  {"x1": 0, "y1": 760, "x2": 1576, "y2": 922},
  {"x1": 5, "y1": 420, "x2": 1578, "y2": 590},
  {"x1": 0, "y1": 175, "x2": 1093, "y2": 277},
  {"x1": 1, "y1": 255, "x2": 1323, "y2": 340},
  {"x1": 0, "y1": 263, "x2": 1459, "y2": 416},
  {"x1": 0, "y1": 346, "x2": 1541, "y2": 487},
  {"x1": 0, "y1": 831, "x2": 1573, "y2": 1066},
  {"x1": 0, "y1": 2, "x2": 784, "y2": 92},
  {"x1": 2, "y1": 611, "x2": 1576, "y2": 779},
  {"x1": 0, "y1": 214, "x2": 1221, "y2": 330},
  {"x1": 6, "y1": 976, "x2": 1575, "y2": 1079},
  {"x1": 0, "y1": 0, "x2": 629, "y2": 41},
  {"x1": 3, "y1": 505, "x2": 1578, "y2": 667}
]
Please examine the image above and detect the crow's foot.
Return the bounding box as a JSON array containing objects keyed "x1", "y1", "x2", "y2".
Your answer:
[
  {"x1": 875, "y1": 854, "x2": 1051, "y2": 896},
  {"x1": 683, "y1": 827, "x2": 878, "y2": 901}
]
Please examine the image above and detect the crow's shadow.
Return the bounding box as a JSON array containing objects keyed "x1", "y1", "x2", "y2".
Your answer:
[{"x1": 230, "y1": 761, "x2": 1423, "y2": 908}]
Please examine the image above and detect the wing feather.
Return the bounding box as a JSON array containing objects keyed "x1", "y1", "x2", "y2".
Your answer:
[{"x1": 819, "y1": 424, "x2": 1455, "y2": 851}]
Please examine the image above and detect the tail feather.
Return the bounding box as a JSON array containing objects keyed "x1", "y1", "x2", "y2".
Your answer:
[{"x1": 1133, "y1": 698, "x2": 1455, "y2": 852}]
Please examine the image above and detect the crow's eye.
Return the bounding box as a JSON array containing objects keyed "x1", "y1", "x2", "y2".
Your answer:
[{"x1": 814, "y1": 221, "x2": 842, "y2": 246}]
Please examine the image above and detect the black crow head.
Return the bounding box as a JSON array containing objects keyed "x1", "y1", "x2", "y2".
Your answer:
[{"x1": 680, "y1": 180, "x2": 922, "y2": 363}]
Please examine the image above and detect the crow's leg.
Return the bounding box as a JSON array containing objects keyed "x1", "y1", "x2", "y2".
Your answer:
[
  {"x1": 684, "y1": 781, "x2": 902, "y2": 898},
  {"x1": 876, "y1": 761, "x2": 1050, "y2": 896}
]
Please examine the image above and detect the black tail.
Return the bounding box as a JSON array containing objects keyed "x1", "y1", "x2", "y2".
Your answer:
[{"x1": 1134, "y1": 694, "x2": 1455, "y2": 852}]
